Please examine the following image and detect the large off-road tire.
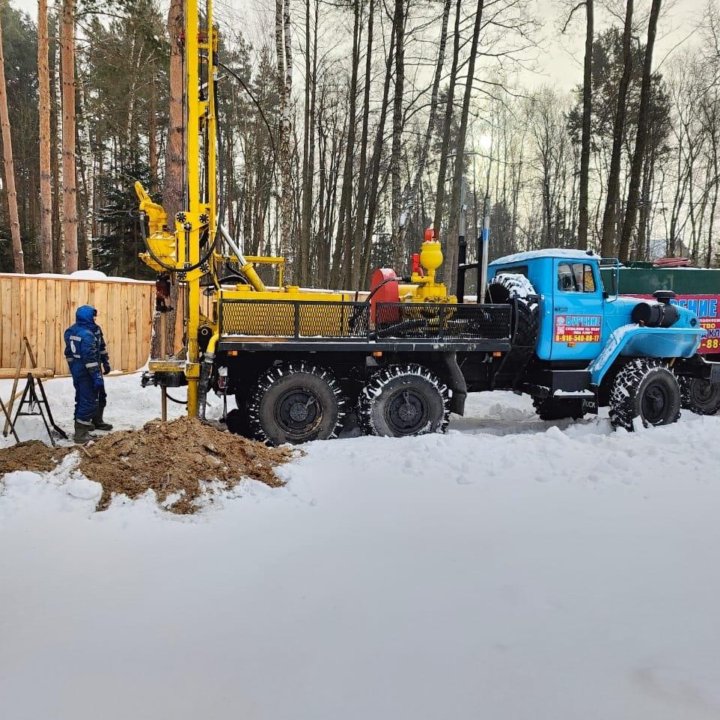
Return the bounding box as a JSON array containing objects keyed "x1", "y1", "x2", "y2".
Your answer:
[
  {"x1": 485, "y1": 273, "x2": 540, "y2": 348},
  {"x1": 532, "y1": 396, "x2": 586, "y2": 421},
  {"x1": 609, "y1": 359, "x2": 681, "y2": 431},
  {"x1": 247, "y1": 362, "x2": 345, "y2": 445},
  {"x1": 359, "y1": 364, "x2": 449, "y2": 437},
  {"x1": 679, "y1": 377, "x2": 720, "y2": 415}
]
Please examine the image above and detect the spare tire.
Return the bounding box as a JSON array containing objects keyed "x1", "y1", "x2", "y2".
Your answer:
[{"x1": 486, "y1": 273, "x2": 540, "y2": 348}]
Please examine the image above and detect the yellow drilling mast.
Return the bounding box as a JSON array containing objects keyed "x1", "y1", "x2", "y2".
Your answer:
[{"x1": 136, "y1": 0, "x2": 226, "y2": 416}]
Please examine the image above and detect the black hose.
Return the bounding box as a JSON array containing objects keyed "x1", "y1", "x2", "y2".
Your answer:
[
  {"x1": 218, "y1": 62, "x2": 277, "y2": 160},
  {"x1": 165, "y1": 390, "x2": 187, "y2": 405},
  {"x1": 357, "y1": 276, "x2": 399, "y2": 306}
]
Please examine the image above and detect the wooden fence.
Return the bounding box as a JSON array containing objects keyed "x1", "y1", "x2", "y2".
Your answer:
[{"x1": 0, "y1": 274, "x2": 156, "y2": 374}]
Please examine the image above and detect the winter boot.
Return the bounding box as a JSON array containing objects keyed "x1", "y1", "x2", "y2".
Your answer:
[
  {"x1": 92, "y1": 407, "x2": 113, "y2": 431},
  {"x1": 74, "y1": 419, "x2": 96, "y2": 444}
]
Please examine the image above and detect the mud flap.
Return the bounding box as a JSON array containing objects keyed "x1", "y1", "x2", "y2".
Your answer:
[{"x1": 442, "y1": 352, "x2": 467, "y2": 415}]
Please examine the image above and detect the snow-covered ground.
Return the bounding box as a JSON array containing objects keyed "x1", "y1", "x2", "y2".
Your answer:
[{"x1": 2, "y1": 373, "x2": 720, "y2": 720}]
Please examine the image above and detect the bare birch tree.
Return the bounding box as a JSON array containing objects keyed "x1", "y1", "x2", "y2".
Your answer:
[
  {"x1": 275, "y1": 0, "x2": 293, "y2": 265},
  {"x1": 38, "y1": 0, "x2": 53, "y2": 272},
  {"x1": 600, "y1": 0, "x2": 633, "y2": 257},
  {"x1": 620, "y1": 0, "x2": 662, "y2": 262}
]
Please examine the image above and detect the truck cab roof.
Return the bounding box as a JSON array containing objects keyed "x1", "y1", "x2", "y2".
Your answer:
[{"x1": 491, "y1": 248, "x2": 600, "y2": 266}]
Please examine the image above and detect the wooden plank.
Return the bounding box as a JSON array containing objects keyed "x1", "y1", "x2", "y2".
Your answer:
[
  {"x1": 127, "y1": 285, "x2": 139, "y2": 371},
  {"x1": 10, "y1": 277, "x2": 21, "y2": 370},
  {"x1": 0, "y1": 368, "x2": 54, "y2": 379},
  {"x1": 120, "y1": 284, "x2": 130, "y2": 372},
  {"x1": 24, "y1": 278, "x2": 37, "y2": 363},
  {"x1": 135, "y1": 286, "x2": 143, "y2": 370},
  {"x1": 58, "y1": 278, "x2": 71, "y2": 371},
  {"x1": 37, "y1": 279, "x2": 47, "y2": 369},
  {"x1": 146, "y1": 289, "x2": 155, "y2": 365},
  {"x1": 45, "y1": 280, "x2": 55, "y2": 371},
  {"x1": 0, "y1": 278, "x2": 10, "y2": 366},
  {"x1": 95, "y1": 282, "x2": 109, "y2": 367},
  {"x1": 111, "y1": 281, "x2": 123, "y2": 371}
]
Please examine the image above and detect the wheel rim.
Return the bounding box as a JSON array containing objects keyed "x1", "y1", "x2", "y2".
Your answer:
[
  {"x1": 385, "y1": 388, "x2": 429, "y2": 435},
  {"x1": 275, "y1": 388, "x2": 321, "y2": 438},
  {"x1": 642, "y1": 381, "x2": 669, "y2": 424}
]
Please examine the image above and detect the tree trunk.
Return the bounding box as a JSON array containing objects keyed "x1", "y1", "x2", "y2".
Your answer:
[
  {"x1": 620, "y1": 0, "x2": 662, "y2": 262},
  {"x1": 600, "y1": 0, "x2": 633, "y2": 257},
  {"x1": 397, "y1": 0, "x2": 452, "y2": 256},
  {"x1": 446, "y1": 0, "x2": 486, "y2": 293},
  {"x1": 351, "y1": 0, "x2": 375, "y2": 288},
  {"x1": 148, "y1": 76, "x2": 158, "y2": 191},
  {"x1": 432, "y1": 0, "x2": 462, "y2": 240},
  {"x1": 61, "y1": 0, "x2": 78, "y2": 272},
  {"x1": 50, "y1": 13, "x2": 63, "y2": 273},
  {"x1": 164, "y1": 0, "x2": 184, "y2": 221},
  {"x1": 0, "y1": 13, "x2": 24, "y2": 272},
  {"x1": 153, "y1": 0, "x2": 183, "y2": 360},
  {"x1": 76, "y1": 71, "x2": 93, "y2": 269},
  {"x1": 577, "y1": 0, "x2": 593, "y2": 250},
  {"x1": 361, "y1": 25, "x2": 396, "y2": 284},
  {"x1": 275, "y1": 0, "x2": 293, "y2": 269},
  {"x1": 329, "y1": 0, "x2": 361, "y2": 288},
  {"x1": 390, "y1": 0, "x2": 406, "y2": 268},
  {"x1": 38, "y1": 0, "x2": 53, "y2": 272},
  {"x1": 299, "y1": 0, "x2": 312, "y2": 286}
]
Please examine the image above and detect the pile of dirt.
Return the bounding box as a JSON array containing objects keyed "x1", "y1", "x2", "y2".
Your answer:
[
  {"x1": 0, "y1": 441, "x2": 71, "y2": 476},
  {"x1": 79, "y1": 417, "x2": 293, "y2": 513}
]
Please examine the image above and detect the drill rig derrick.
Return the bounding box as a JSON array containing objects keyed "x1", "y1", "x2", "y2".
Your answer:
[{"x1": 135, "y1": 0, "x2": 230, "y2": 416}]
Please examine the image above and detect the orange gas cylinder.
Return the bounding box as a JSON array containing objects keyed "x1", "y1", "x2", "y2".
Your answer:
[{"x1": 369, "y1": 268, "x2": 400, "y2": 324}]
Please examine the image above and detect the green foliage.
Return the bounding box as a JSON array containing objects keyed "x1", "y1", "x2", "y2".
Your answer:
[
  {"x1": 94, "y1": 162, "x2": 156, "y2": 279},
  {"x1": 81, "y1": 0, "x2": 168, "y2": 174},
  {"x1": 568, "y1": 28, "x2": 672, "y2": 158},
  {"x1": 0, "y1": 1, "x2": 39, "y2": 272}
]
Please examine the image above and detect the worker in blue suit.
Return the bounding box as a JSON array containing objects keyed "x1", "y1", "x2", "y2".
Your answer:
[{"x1": 63, "y1": 305, "x2": 113, "y2": 442}]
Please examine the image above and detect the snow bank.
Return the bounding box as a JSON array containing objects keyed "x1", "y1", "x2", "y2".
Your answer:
[{"x1": 2, "y1": 375, "x2": 720, "y2": 719}]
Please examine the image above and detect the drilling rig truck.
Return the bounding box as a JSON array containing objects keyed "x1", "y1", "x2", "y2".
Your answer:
[{"x1": 135, "y1": 0, "x2": 720, "y2": 444}]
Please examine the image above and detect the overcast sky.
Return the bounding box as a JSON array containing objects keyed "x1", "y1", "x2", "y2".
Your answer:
[{"x1": 7, "y1": 0, "x2": 710, "y2": 92}]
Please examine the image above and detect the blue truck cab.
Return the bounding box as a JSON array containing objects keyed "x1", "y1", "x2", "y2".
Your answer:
[{"x1": 485, "y1": 249, "x2": 716, "y2": 429}]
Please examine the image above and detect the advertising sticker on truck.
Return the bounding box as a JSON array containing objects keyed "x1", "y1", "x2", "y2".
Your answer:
[
  {"x1": 672, "y1": 296, "x2": 720, "y2": 351},
  {"x1": 554, "y1": 315, "x2": 602, "y2": 343}
]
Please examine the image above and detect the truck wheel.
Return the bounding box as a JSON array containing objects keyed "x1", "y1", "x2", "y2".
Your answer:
[
  {"x1": 679, "y1": 377, "x2": 720, "y2": 415},
  {"x1": 247, "y1": 362, "x2": 345, "y2": 445},
  {"x1": 359, "y1": 364, "x2": 449, "y2": 437},
  {"x1": 532, "y1": 396, "x2": 585, "y2": 420},
  {"x1": 609, "y1": 359, "x2": 681, "y2": 431},
  {"x1": 486, "y1": 274, "x2": 539, "y2": 347}
]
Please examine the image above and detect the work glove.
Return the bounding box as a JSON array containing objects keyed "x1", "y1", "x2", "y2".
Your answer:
[
  {"x1": 102, "y1": 361, "x2": 111, "y2": 375},
  {"x1": 92, "y1": 372, "x2": 105, "y2": 392}
]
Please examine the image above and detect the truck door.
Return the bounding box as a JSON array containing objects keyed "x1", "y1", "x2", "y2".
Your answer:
[{"x1": 550, "y1": 260, "x2": 604, "y2": 361}]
